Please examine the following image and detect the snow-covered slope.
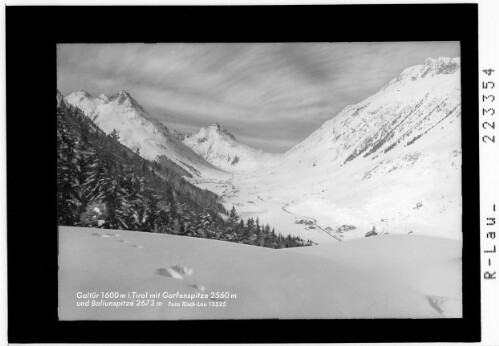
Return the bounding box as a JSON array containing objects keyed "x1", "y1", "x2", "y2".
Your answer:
[
  {"x1": 284, "y1": 57, "x2": 460, "y2": 166},
  {"x1": 216, "y1": 57, "x2": 462, "y2": 242},
  {"x1": 183, "y1": 123, "x2": 275, "y2": 172},
  {"x1": 64, "y1": 90, "x2": 223, "y2": 178},
  {"x1": 59, "y1": 226, "x2": 461, "y2": 320}
]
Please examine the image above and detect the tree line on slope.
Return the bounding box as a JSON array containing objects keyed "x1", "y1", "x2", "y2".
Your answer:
[{"x1": 57, "y1": 99, "x2": 315, "y2": 249}]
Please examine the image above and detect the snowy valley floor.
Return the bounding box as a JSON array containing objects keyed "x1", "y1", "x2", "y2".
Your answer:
[{"x1": 59, "y1": 226, "x2": 462, "y2": 320}]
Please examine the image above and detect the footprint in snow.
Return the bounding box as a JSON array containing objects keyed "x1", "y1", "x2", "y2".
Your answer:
[
  {"x1": 131, "y1": 244, "x2": 143, "y2": 249},
  {"x1": 171, "y1": 265, "x2": 194, "y2": 276},
  {"x1": 118, "y1": 239, "x2": 129, "y2": 243},
  {"x1": 156, "y1": 268, "x2": 184, "y2": 280},
  {"x1": 426, "y1": 295, "x2": 461, "y2": 318},
  {"x1": 92, "y1": 232, "x2": 120, "y2": 238},
  {"x1": 190, "y1": 284, "x2": 206, "y2": 291},
  {"x1": 102, "y1": 233, "x2": 120, "y2": 238},
  {"x1": 156, "y1": 265, "x2": 194, "y2": 280}
]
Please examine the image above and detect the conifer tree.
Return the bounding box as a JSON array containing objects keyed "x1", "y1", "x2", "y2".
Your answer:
[
  {"x1": 228, "y1": 205, "x2": 239, "y2": 225},
  {"x1": 57, "y1": 109, "x2": 79, "y2": 225},
  {"x1": 56, "y1": 99, "x2": 313, "y2": 249},
  {"x1": 121, "y1": 172, "x2": 147, "y2": 230},
  {"x1": 155, "y1": 202, "x2": 171, "y2": 233},
  {"x1": 168, "y1": 189, "x2": 177, "y2": 222}
]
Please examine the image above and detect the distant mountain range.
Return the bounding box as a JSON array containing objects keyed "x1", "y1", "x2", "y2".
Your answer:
[
  {"x1": 183, "y1": 123, "x2": 275, "y2": 172},
  {"x1": 283, "y1": 57, "x2": 460, "y2": 168},
  {"x1": 64, "y1": 89, "x2": 221, "y2": 178},
  {"x1": 249, "y1": 57, "x2": 462, "y2": 241},
  {"x1": 61, "y1": 57, "x2": 462, "y2": 242}
]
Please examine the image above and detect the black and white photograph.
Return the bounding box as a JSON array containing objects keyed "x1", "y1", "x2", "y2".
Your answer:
[
  {"x1": 56, "y1": 42, "x2": 463, "y2": 320},
  {"x1": 5, "y1": 1, "x2": 492, "y2": 343}
]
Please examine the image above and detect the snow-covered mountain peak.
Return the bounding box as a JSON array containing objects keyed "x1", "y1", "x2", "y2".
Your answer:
[
  {"x1": 185, "y1": 123, "x2": 237, "y2": 148},
  {"x1": 116, "y1": 89, "x2": 132, "y2": 100},
  {"x1": 409, "y1": 57, "x2": 460, "y2": 79},
  {"x1": 63, "y1": 89, "x2": 222, "y2": 177},
  {"x1": 285, "y1": 57, "x2": 461, "y2": 166},
  {"x1": 381, "y1": 57, "x2": 460, "y2": 94},
  {"x1": 209, "y1": 122, "x2": 223, "y2": 130},
  {"x1": 108, "y1": 89, "x2": 134, "y2": 105},
  {"x1": 67, "y1": 89, "x2": 93, "y2": 100},
  {"x1": 183, "y1": 123, "x2": 274, "y2": 172},
  {"x1": 205, "y1": 123, "x2": 237, "y2": 141},
  {"x1": 115, "y1": 91, "x2": 148, "y2": 114},
  {"x1": 424, "y1": 57, "x2": 460, "y2": 71},
  {"x1": 64, "y1": 89, "x2": 101, "y2": 116},
  {"x1": 98, "y1": 93, "x2": 110, "y2": 103}
]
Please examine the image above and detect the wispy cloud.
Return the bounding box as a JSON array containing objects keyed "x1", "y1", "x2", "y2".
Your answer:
[{"x1": 57, "y1": 42, "x2": 460, "y2": 153}]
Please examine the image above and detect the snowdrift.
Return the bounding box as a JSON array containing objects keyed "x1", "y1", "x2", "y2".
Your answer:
[{"x1": 59, "y1": 226, "x2": 462, "y2": 320}]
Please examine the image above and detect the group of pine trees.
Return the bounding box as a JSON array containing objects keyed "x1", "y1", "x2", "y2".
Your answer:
[
  {"x1": 57, "y1": 98, "x2": 314, "y2": 249},
  {"x1": 221, "y1": 206, "x2": 314, "y2": 248}
]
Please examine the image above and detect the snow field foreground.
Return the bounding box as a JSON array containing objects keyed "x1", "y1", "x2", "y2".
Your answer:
[{"x1": 59, "y1": 226, "x2": 462, "y2": 320}]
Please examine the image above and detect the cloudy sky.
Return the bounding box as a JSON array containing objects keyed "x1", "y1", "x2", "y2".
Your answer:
[{"x1": 57, "y1": 42, "x2": 459, "y2": 153}]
